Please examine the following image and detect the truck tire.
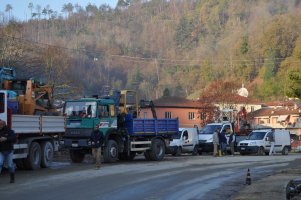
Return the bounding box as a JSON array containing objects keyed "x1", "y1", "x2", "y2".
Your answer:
[
  {"x1": 41, "y1": 141, "x2": 54, "y2": 168},
  {"x1": 70, "y1": 149, "x2": 85, "y2": 163},
  {"x1": 24, "y1": 142, "x2": 42, "y2": 170},
  {"x1": 103, "y1": 140, "x2": 119, "y2": 163},
  {"x1": 149, "y1": 139, "x2": 165, "y2": 161},
  {"x1": 282, "y1": 146, "x2": 289, "y2": 155}
]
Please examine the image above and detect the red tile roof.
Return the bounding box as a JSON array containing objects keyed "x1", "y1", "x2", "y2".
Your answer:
[
  {"x1": 249, "y1": 107, "x2": 301, "y2": 118},
  {"x1": 153, "y1": 96, "x2": 210, "y2": 108}
]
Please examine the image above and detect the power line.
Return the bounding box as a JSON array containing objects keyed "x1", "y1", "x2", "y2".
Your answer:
[{"x1": 2, "y1": 34, "x2": 301, "y2": 66}]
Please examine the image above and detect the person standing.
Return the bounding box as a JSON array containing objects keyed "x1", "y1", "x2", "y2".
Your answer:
[
  {"x1": 0, "y1": 120, "x2": 16, "y2": 183},
  {"x1": 212, "y1": 128, "x2": 220, "y2": 157},
  {"x1": 91, "y1": 125, "x2": 104, "y2": 169},
  {"x1": 269, "y1": 129, "x2": 276, "y2": 156},
  {"x1": 219, "y1": 130, "x2": 227, "y2": 156},
  {"x1": 228, "y1": 130, "x2": 236, "y2": 156}
]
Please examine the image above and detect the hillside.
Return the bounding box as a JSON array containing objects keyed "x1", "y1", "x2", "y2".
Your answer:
[{"x1": 0, "y1": 0, "x2": 301, "y2": 100}]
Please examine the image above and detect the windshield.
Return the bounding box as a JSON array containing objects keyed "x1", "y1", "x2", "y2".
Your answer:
[
  {"x1": 172, "y1": 131, "x2": 182, "y2": 139},
  {"x1": 247, "y1": 131, "x2": 266, "y2": 140},
  {"x1": 64, "y1": 101, "x2": 97, "y2": 118},
  {"x1": 199, "y1": 125, "x2": 222, "y2": 134}
]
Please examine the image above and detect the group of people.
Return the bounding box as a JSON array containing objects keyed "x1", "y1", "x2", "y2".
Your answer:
[{"x1": 212, "y1": 128, "x2": 235, "y2": 157}]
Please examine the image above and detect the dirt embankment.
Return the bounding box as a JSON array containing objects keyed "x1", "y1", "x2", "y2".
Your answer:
[{"x1": 233, "y1": 168, "x2": 301, "y2": 200}]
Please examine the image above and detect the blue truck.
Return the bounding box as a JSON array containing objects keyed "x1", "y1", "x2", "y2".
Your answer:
[{"x1": 62, "y1": 90, "x2": 179, "y2": 163}]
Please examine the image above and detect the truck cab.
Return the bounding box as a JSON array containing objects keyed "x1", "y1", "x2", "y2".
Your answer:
[
  {"x1": 168, "y1": 127, "x2": 199, "y2": 156},
  {"x1": 198, "y1": 122, "x2": 233, "y2": 153}
]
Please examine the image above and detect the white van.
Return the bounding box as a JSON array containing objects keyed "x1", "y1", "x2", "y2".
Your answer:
[
  {"x1": 238, "y1": 129, "x2": 291, "y2": 155},
  {"x1": 198, "y1": 122, "x2": 233, "y2": 153},
  {"x1": 168, "y1": 127, "x2": 199, "y2": 156}
]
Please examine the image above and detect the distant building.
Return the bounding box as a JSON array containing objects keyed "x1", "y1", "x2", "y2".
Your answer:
[
  {"x1": 140, "y1": 96, "x2": 212, "y2": 128},
  {"x1": 248, "y1": 106, "x2": 301, "y2": 135}
]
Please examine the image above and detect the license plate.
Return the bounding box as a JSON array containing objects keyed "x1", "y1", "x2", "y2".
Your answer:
[
  {"x1": 241, "y1": 147, "x2": 245, "y2": 150},
  {"x1": 72, "y1": 143, "x2": 78, "y2": 147}
]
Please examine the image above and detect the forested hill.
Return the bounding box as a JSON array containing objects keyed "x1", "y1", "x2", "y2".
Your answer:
[{"x1": 1, "y1": 0, "x2": 301, "y2": 101}]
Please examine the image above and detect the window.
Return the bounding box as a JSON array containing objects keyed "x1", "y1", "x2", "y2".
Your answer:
[
  {"x1": 200, "y1": 112, "x2": 206, "y2": 120},
  {"x1": 98, "y1": 105, "x2": 109, "y2": 117},
  {"x1": 188, "y1": 112, "x2": 195, "y2": 120},
  {"x1": 251, "y1": 106, "x2": 254, "y2": 112},
  {"x1": 182, "y1": 131, "x2": 188, "y2": 140},
  {"x1": 165, "y1": 112, "x2": 172, "y2": 119}
]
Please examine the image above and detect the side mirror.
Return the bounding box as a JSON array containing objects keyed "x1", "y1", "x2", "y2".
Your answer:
[{"x1": 265, "y1": 137, "x2": 268, "y2": 141}]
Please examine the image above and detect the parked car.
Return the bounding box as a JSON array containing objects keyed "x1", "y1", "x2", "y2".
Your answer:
[
  {"x1": 237, "y1": 129, "x2": 291, "y2": 155},
  {"x1": 198, "y1": 122, "x2": 233, "y2": 153},
  {"x1": 167, "y1": 127, "x2": 199, "y2": 156}
]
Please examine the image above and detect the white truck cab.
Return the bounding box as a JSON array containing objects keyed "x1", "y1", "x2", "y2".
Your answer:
[
  {"x1": 168, "y1": 127, "x2": 199, "y2": 156},
  {"x1": 198, "y1": 122, "x2": 233, "y2": 153},
  {"x1": 238, "y1": 129, "x2": 291, "y2": 155}
]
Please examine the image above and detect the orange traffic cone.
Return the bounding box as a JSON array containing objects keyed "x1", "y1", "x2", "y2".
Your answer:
[{"x1": 246, "y1": 168, "x2": 251, "y2": 185}]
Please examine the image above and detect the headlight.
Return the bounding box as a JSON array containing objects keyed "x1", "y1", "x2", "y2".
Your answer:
[
  {"x1": 207, "y1": 137, "x2": 213, "y2": 142},
  {"x1": 249, "y1": 141, "x2": 256, "y2": 146}
]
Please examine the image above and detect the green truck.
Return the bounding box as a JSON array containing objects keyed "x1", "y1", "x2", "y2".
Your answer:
[{"x1": 62, "y1": 90, "x2": 179, "y2": 163}]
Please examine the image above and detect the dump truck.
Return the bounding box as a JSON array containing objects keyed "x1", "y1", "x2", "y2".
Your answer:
[
  {"x1": 62, "y1": 90, "x2": 179, "y2": 163},
  {"x1": 0, "y1": 90, "x2": 65, "y2": 170}
]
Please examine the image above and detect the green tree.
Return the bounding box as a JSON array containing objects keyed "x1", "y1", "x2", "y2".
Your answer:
[{"x1": 286, "y1": 69, "x2": 301, "y2": 99}]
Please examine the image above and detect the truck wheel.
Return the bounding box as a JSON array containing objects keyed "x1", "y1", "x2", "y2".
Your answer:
[
  {"x1": 24, "y1": 142, "x2": 42, "y2": 170},
  {"x1": 70, "y1": 149, "x2": 85, "y2": 163},
  {"x1": 257, "y1": 147, "x2": 264, "y2": 156},
  {"x1": 149, "y1": 139, "x2": 165, "y2": 161},
  {"x1": 282, "y1": 146, "x2": 289, "y2": 155},
  {"x1": 104, "y1": 140, "x2": 119, "y2": 163},
  {"x1": 192, "y1": 146, "x2": 198, "y2": 156},
  {"x1": 41, "y1": 141, "x2": 54, "y2": 168}
]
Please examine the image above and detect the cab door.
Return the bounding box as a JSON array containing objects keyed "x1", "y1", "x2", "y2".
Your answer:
[{"x1": 182, "y1": 130, "x2": 193, "y2": 151}]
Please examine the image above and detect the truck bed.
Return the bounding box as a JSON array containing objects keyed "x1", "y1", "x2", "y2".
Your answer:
[
  {"x1": 126, "y1": 118, "x2": 179, "y2": 136},
  {"x1": 12, "y1": 115, "x2": 65, "y2": 134}
]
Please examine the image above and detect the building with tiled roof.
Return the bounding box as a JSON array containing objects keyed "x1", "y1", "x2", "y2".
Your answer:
[
  {"x1": 140, "y1": 96, "x2": 213, "y2": 128},
  {"x1": 248, "y1": 107, "x2": 301, "y2": 135}
]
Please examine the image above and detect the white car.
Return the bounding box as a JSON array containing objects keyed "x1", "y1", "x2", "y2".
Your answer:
[
  {"x1": 168, "y1": 128, "x2": 199, "y2": 156},
  {"x1": 238, "y1": 129, "x2": 291, "y2": 155}
]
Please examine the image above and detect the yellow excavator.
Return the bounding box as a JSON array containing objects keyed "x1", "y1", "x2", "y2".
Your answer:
[{"x1": 2, "y1": 79, "x2": 55, "y2": 115}]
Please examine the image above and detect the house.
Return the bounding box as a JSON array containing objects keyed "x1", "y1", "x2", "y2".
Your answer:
[
  {"x1": 140, "y1": 96, "x2": 211, "y2": 128},
  {"x1": 248, "y1": 107, "x2": 301, "y2": 135},
  {"x1": 139, "y1": 95, "x2": 263, "y2": 128}
]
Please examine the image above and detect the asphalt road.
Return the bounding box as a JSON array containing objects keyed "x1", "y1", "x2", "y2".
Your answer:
[{"x1": 0, "y1": 153, "x2": 300, "y2": 200}]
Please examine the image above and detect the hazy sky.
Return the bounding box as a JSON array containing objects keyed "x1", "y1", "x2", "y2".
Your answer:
[{"x1": 1, "y1": 0, "x2": 118, "y2": 21}]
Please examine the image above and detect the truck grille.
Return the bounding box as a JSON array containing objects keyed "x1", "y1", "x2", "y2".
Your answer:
[{"x1": 240, "y1": 143, "x2": 248, "y2": 146}]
